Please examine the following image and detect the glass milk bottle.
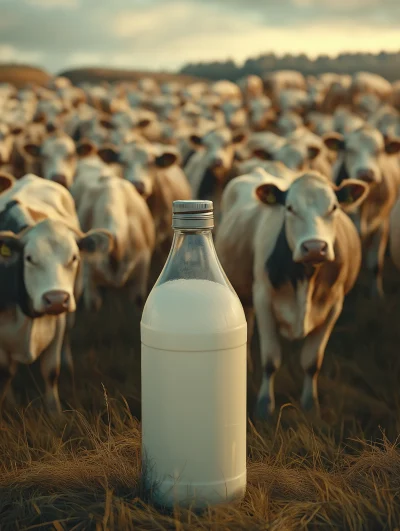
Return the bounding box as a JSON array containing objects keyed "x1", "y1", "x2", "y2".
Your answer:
[{"x1": 141, "y1": 199, "x2": 247, "y2": 510}]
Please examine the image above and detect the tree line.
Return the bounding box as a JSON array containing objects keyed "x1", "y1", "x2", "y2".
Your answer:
[{"x1": 179, "y1": 51, "x2": 400, "y2": 82}]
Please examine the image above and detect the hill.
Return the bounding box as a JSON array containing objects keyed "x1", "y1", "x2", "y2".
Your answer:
[
  {"x1": 58, "y1": 67, "x2": 207, "y2": 85},
  {"x1": 0, "y1": 64, "x2": 51, "y2": 88}
]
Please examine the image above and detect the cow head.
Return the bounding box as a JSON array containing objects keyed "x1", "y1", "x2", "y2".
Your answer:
[
  {"x1": 255, "y1": 172, "x2": 369, "y2": 264},
  {"x1": 98, "y1": 141, "x2": 178, "y2": 198},
  {"x1": 0, "y1": 219, "x2": 113, "y2": 316},
  {"x1": 323, "y1": 126, "x2": 400, "y2": 185},
  {"x1": 21, "y1": 133, "x2": 78, "y2": 189},
  {"x1": 189, "y1": 128, "x2": 248, "y2": 178}
]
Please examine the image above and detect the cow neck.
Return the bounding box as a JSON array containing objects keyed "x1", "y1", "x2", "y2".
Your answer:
[
  {"x1": 266, "y1": 221, "x2": 317, "y2": 291},
  {"x1": 335, "y1": 156, "x2": 349, "y2": 186},
  {"x1": 197, "y1": 167, "x2": 222, "y2": 201}
]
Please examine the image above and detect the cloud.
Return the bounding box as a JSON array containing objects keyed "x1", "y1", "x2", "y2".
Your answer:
[
  {"x1": 0, "y1": 45, "x2": 44, "y2": 64},
  {"x1": 0, "y1": 0, "x2": 399, "y2": 73},
  {"x1": 24, "y1": 0, "x2": 79, "y2": 8}
]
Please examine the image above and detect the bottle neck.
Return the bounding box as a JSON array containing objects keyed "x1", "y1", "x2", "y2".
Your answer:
[{"x1": 155, "y1": 228, "x2": 233, "y2": 288}]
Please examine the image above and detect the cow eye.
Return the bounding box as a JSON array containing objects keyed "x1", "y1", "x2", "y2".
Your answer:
[
  {"x1": 68, "y1": 254, "x2": 78, "y2": 266},
  {"x1": 329, "y1": 204, "x2": 338, "y2": 215},
  {"x1": 286, "y1": 205, "x2": 294, "y2": 213},
  {"x1": 25, "y1": 255, "x2": 34, "y2": 264}
]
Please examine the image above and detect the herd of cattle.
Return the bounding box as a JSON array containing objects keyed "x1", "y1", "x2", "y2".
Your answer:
[{"x1": 0, "y1": 69, "x2": 400, "y2": 421}]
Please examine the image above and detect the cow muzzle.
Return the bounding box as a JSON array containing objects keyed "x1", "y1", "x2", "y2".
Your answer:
[
  {"x1": 132, "y1": 181, "x2": 146, "y2": 196},
  {"x1": 210, "y1": 157, "x2": 224, "y2": 169},
  {"x1": 356, "y1": 168, "x2": 376, "y2": 183},
  {"x1": 299, "y1": 239, "x2": 329, "y2": 264},
  {"x1": 51, "y1": 174, "x2": 68, "y2": 188},
  {"x1": 42, "y1": 290, "x2": 70, "y2": 315}
]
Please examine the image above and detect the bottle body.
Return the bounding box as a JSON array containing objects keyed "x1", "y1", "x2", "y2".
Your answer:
[{"x1": 141, "y1": 206, "x2": 247, "y2": 509}]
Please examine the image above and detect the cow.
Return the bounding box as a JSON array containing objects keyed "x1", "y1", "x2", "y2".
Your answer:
[
  {"x1": 20, "y1": 131, "x2": 78, "y2": 188},
  {"x1": 211, "y1": 80, "x2": 242, "y2": 102},
  {"x1": 264, "y1": 70, "x2": 307, "y2": 104},
  {"x1": 323, "y1": 125, "x2": 400, "y2": 297},
  {"x1": 215, "y1": 169, "x2": 369, "y2": 419},
  {"x1": 0, "y1": 173, "x2": 113, "y2": 416},
  {"x1": 248, "y1": 133, "x2": 328, "y2": 176},
  {"x1": 230, "y1": 159, "x2": 296, "y2": 182},
  {"x1": 237, "y1": 75, "x2": 264, "y2": 101},
  {"x1": 183, "y1": 127, "x2": 248, "y2": 225},
  {"x1": 276, "y1": 111, "x2": 303, "y2": 137},
  {"x1": 97, "y1": 140, "x2": 191, "y2": 247},
  {"x1": 247, "y1": 96, "x2": 274, "y2": 132},
  {"x1": 350, "y1": 72, "x2": 393, "y2": 105},
  {"x1": 70, "y1": 172, "x2": 155, "y2": 311}
]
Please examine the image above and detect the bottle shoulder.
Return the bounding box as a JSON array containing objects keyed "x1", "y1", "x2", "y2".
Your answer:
[{"x1": 141, "y1": 278, "x2": 246, "y2": 334}]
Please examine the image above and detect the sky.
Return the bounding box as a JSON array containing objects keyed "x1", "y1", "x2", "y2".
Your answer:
[{"x1": 0, "y1": 0, "x2": 399, "y2": 74}]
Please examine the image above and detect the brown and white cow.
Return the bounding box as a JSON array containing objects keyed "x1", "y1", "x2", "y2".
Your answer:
[
  {"x1": 215, "y1": 169, "x2": 369, "y2": 419},
  {"x1": 71, "y1": 171, "x2": 155, "y2": 311},
  {"x1": 323, "y1": 125, "x2": 400, "y2": 297},
  {"x1": 97, "y1": 140, "x2": 191, "y2": 246},
  {"x1": 183, "y1": 127, "x2": 248, "y2": 224}
]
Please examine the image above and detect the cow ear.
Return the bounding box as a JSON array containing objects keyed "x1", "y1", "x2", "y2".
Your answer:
[
  {"x1": 385, "y1": 138, "x2": 400, "y2": 155},
  {"x1": 10, "y1": 125, "x2": 24, "y2": 136},
  {"x1": 255, "y1": 183, "x2": 287, "y2": 206},
  {"x1": 253, "y1": 148, "x2": 273, "y2": 161},
  {"x1": 232, "y1": 131, "x2": 247, "y2": 144},
  {"x1": 25, "y1": 206, "x2": 48, "y2": 224},
  {"x1": 33, "y1": 112, "x2": 46, "y2": 124},
  {"x1": 308, "y1": 145, "x2": 320, "y2": 160},
  {"x1": 334, "y1": 179, "x2": 369, "y2": 211},
  {"x1": 189, "y1": 134, "x2": 203, "y2": 147},
  {"x1": 76, "y1": 140, "x2": 96, "y2": 158},
  {"x1": 323, "y1": 132, "x2": 345, "y2": 152},
  {"x1": 97, "y1": 145, "x2": 120, "y2": 165},
  {"x1": 0, "y1": 171, "x2": 15, "y2": 193},
  {"x1": 155, "y1": 152, "x2": 177, "y2": 168},
  {"x1": 0, "y1": 231, "x2": 23, "y2": 263},
  {"x1": 138, "y1": 118, "x2": 151, "y2": 128},
  {"x1": 77, "y1": 229, "x2": 114, "y2": 257},
  {"x1": 99, "y1": 118, "x2": 114, "y2": 130},
  {"x1": 22, "y1": 143, "x2": 41, "y2": 158}
]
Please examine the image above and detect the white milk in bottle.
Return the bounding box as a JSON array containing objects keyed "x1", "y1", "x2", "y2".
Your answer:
[{"x1": 141, "y1": 200, "x2": 247, "y2": 510}]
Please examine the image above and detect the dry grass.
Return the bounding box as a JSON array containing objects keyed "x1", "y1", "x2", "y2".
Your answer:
[
  {"x1": 0, "y1": 64, "x2": 51, "y2": 88},
  {"x1": 58, "y1": 68, "x2": 207, "y2": 86},
  {"x1": 1, "y1": 254, "x2": 400, "y2": 530}
]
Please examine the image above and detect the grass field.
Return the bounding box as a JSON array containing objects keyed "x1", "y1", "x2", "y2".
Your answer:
[{"x1": 1, "y1": 247, "x2": 400, "y2": 531}]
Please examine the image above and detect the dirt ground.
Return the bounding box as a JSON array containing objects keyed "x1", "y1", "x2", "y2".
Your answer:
[{"x1": 0, "y1": 250, "x2": 400, "y2": 530}]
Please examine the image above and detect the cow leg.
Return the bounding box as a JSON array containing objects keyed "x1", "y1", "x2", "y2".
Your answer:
[
  {"x1": 61, "y1": 313, "x2": 76, "y2": 403},
  {"x1": 0, "y1": 351, "x2": 17, "y2": 411},
  {"x1": 40, "y1": 314, "x2": 66, "y2": 417},
  {"x1": 300, "y1": 297, "x2": 343, "y2": 413},
  {"x1": 127, "y1": 253, "x2": 152, "y2": 309},
  {"x1": 253, "y1": 283, "x2": 282, "y2": 420},
  {"x1": 365, "y1": 222, "x2": 389, "y2": 299},
  {"x1": 83, "y1": 264, "x2": 103, "y2": 312}
]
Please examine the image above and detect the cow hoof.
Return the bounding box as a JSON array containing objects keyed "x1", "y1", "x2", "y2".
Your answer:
[{"x1": 253, "y1": 397, "x2": 274, "y2": 421}]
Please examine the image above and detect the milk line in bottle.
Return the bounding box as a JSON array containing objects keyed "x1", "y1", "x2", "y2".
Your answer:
[{"x1": 141, "y1": 199, "x2": 247, "y2": 510}]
